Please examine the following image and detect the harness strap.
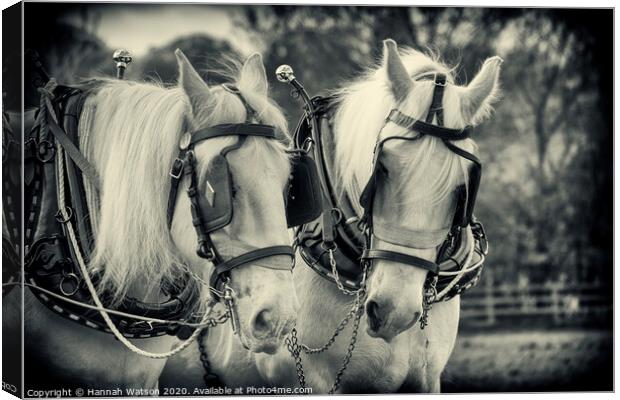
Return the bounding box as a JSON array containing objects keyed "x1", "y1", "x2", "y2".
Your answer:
[
  {"x1": 210, "y1": 245, "x2": 295, "y2": 288},
  {"x1": 221, "y1": 84, "x2": 257, "y2": 122},
  {"x1": 443, "y1": 140, "x2": 481, "y2": 165},
  {"x1": 167, "y1": 87, "x2": 294, "y2": 301},
  {"x1": 361, "y1": 249, "x2": 439, "y2": 274},
  {"x1": 387, "y1": 110, "x2": 471, "y2": 140},
  {"x1": 190, "y1": 124, "x2": 276, "y2": 144},
  {"x1": 185, "y1": 150, "x2": 224, "y2": 264},
  {"x1": 167, "y1": 157, "x2": 185, "y2": 227},
  {"x1": 46, "y1": 108, "x2": 101, "y2": 190},
  {"x1": 426, "y1": 73, "x2": 446, "y2": 125}
]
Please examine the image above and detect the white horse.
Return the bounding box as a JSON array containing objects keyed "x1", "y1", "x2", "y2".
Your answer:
[
  {"x1": 163, "y1": 39, "x2": 502, "y2": 394},
  {"x1": 3, "y1": 50, "x2": 298, "y2": 391},
  {"x1": 275, "y1": 39, "x2": 502, "y2": 393}
]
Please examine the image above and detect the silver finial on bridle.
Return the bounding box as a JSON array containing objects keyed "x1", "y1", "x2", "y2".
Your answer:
[
  {"x1": 113, "y1": 49, "x2": 132, "y2": 79},
  {"x1": 275, "y1": 65, "x2": 295, "y2": 83}
]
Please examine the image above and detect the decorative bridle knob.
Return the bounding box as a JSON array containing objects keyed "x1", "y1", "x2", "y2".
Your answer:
[
  {"x1": 113, "y1": 49, "x2": 132, "y2": 79},
  {"x1": 275, "y1": 64, "x2": 295, "y2": 83}
]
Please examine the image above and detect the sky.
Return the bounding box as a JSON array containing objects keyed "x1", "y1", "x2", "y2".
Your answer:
[{"x1": 69, "y1": 4, "x2": 259, "y2": 57}]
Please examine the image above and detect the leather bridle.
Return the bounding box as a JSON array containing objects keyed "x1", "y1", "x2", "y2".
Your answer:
[
  {"x1": 166, "y1": 85, "x2": 294, "y2": 298},
  {"x1": 359, "y1": 72, "x2": 481, "y2": 275}
]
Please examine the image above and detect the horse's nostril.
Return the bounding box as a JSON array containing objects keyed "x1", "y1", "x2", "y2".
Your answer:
[
  {"x1": 412, "y1": 311, "x2": 421, "y2": 326},
  {"x1": 366, "y1": 300, "x2": 382, "y2": 332},
  {"x1": 251, "y1": 309, "x2": 275, "y2": 338}
]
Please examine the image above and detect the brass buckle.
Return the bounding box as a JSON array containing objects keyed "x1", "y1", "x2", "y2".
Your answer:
[{"x1": 169, "y1": 158, "x2": 185, "y2": 179}]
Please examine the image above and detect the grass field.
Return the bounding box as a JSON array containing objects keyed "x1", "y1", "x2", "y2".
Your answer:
[{"x1": 442, "y1": 329, "x2": 613, "y2": 392}]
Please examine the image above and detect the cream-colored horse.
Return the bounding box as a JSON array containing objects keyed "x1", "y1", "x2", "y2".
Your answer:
[
  {"x1": 162, "y1": 39, "x2": 501, "y2": 393},
  {"x1": 268, "y1": 39, "x2": 502, "y2": 393},
  {"x1": 4, "y1": 50, "x2": 298, "y2": 390}
]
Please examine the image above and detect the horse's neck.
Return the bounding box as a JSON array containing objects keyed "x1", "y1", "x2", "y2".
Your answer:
[{"x1": 293, "y1": 262, "x2": 355, "y2": 334}]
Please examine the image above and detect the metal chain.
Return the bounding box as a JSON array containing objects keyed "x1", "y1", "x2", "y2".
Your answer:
[
  {"x1": 285, "y1": 328, "x2": 307, "y2": 388},
  {"x1": 328, "y1": 286, "x2": 366, "y2": 394},
  {"x1": 299, "y1": 294, "x2": 360, "y2": 354},
  {"x1": 196, "y1": 284, "x2": 250, "y2": 390},
  {"x1": 420, "y1": 275, "x2": 438, "y2": 330},
  {"x1": 198, "y1": 328, "x2": 223, "y2": 388},
  {"x1": 285, "y1": 263, "x2": 370, "y2": 393},
  {"x1": 328, "y1": 249, "x2": 358, "y2": 296}
]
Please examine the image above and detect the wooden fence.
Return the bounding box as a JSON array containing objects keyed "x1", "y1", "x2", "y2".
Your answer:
[{"x1": 459, "y1": 275, "x2": 612, "y2": 326}]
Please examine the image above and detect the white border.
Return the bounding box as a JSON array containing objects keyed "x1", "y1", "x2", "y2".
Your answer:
[{"x1": 0, "y1": 2, "x2": 615, "y2": 400}]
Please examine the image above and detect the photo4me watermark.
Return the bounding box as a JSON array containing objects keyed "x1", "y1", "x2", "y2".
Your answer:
[{"x1": 25, "y1": 386, "x2": 313, "y2": 397}]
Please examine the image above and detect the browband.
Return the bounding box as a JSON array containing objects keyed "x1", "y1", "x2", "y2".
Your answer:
[
  {"x1": 387, "y1": 109, "x2": 472, "y2": 140},
  {"x1": 190, "y1": 123, "x2": 276, "y2": 145}
]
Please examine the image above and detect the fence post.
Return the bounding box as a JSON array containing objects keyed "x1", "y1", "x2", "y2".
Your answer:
[
  {"x1": 485, "y1": 270, "x2": 495, "y2": 325},
  {"x1": 518, "y1": 274, "x2": 530, "y2": 313},
  {"x1": 551, "y1": 282, "x2": 561, "y2": 324}
]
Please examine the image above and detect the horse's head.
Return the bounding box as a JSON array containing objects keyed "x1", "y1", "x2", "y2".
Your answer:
[
  {"x1": 169, "y1": 50, "x2": 298, "y2": 353},
  {"x1": 334, "y1": 40, "x2": 501, "y2": 341},
  {"x1": 364, "y1": 40, "x2": 502, "y2": 341}
]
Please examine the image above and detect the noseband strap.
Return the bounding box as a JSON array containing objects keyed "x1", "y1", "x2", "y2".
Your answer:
[
  {"x1": 372, "y1": 221, "x2": 451, "y2": 249},
  {"x1": 361, "y1": 249, "x2": 439, "y2": 274},
  {"x1": 209, "y1": 245, "x2": 295, "y2": 288}
]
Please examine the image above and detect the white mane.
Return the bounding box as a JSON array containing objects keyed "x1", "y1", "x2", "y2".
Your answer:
[
  {"x1": 332, "y1": 48, "x2": 478, "y2": 214},
  {"x1": 78, "y1": 69, "x2": 290, "y2": 303}
]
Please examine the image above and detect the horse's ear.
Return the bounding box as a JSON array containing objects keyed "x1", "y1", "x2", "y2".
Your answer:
[
  {"x1": 175, "y1": 49, "x2": 212, "y2": 115},
  {"x1": 240, "y1": 53, "x2": 268, "y2": 96},
  {"x1": 461, "y1": 56, "x2": 503, "y2": 125},
  {"x1": 383, "y1": 39, "x2": 414, "y2": 102}
]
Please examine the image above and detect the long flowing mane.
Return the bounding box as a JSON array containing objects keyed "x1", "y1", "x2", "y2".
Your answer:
[
  {"x1": 78, "y1": 66, "x2": 290, "y2": 302},
  {"x1": 331, "y1": 48, "x2": 478, "y2": 215}
]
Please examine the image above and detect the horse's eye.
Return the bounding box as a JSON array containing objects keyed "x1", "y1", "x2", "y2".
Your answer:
[{"x1": 231, "y1": 185, "x2": 238, "y2": 199}]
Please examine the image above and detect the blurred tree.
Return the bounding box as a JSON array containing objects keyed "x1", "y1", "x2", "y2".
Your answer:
[
  {"x1": 475, "y1": 9, "x2": 610, "y2": 285},
  {"x1": 545, "y1": 9, "x2": 613, "y2": 285},
  {"x1": 23, "y1": 3, "x2": 110, "y2": 108},
  {"x1": 234, "y1": 6, "x2": 373, "y2": 122},
  {"x1": 236, "y1": 6, "x2": 611, "y2": 287},
  {"x1": 132, "y1": 34, "x2": 239, "y2": 85}
]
